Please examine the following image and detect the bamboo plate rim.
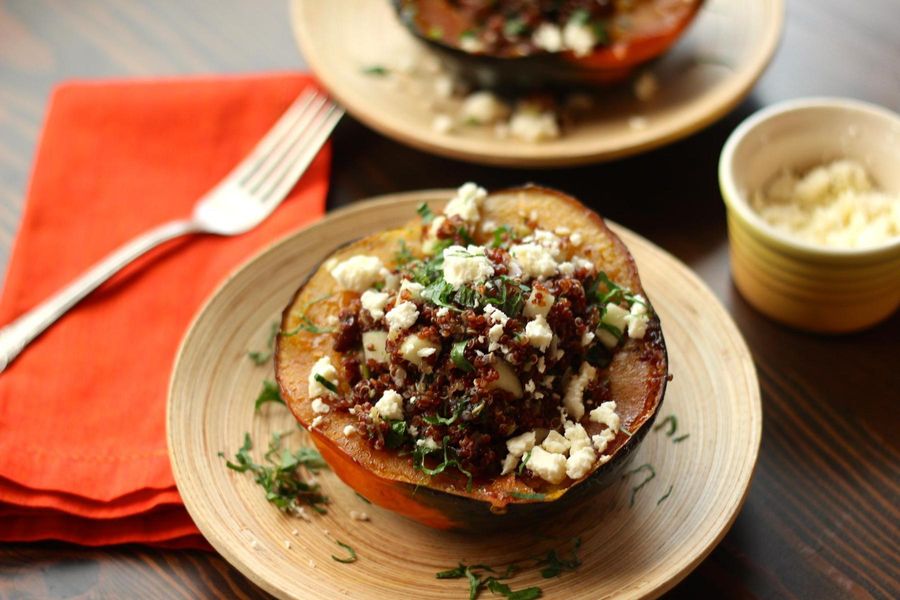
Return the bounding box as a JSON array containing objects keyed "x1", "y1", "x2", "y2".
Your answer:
[
  {"x1": 168, "y1": 190, "x2": 762, "y2": 599},
  {"x1": 289, "y1": 0, "x2": 784, "y2": 167}
]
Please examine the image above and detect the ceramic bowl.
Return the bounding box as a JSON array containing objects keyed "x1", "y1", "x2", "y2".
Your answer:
[{"x1": 719, "y1": 98, "x2": 900, "y2": 333}]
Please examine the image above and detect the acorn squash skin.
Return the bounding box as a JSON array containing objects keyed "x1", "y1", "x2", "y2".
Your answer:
[
  {"x1": 275, "y1": 186, "x2": 668, "y2": 531},
  {"x1": 393, "y1": 0, "x2": 705, "y2": 91}
]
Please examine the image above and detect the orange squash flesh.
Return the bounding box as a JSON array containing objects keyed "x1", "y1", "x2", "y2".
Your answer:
[{"x1": 275, "y1": 187, "x2": 668, "y2": 530}]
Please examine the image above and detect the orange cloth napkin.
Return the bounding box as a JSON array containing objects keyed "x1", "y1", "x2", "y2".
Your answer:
[{"x1": 0, "y1": 73, "x2": 331, "y2": 547}]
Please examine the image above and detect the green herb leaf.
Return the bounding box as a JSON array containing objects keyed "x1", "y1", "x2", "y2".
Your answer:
[
  {"x1": 282, "y1": 294, "x2": 335, "y2": 336},
  {"x1": 657, "y1": 484, "x2": 674, "y2": 505},
  {"x1": 569, "y1": 9, "x2": 590, "y2": 25},
  {"x1": 361, "y1": 65, "x2": 389, "y2": 76},
  {"x1": 414, "y1": 435, "x2": 473, "y2": 491},
  {"x1": 653, "y1": 415, "x2": 678, "y2": 437},
  {"x1": 417, "y1": 202, "x2": 435, "y2": 224},
  {"x1": 314, "y1": 373, "x2": 338, "y2": 393},
  {"x1": 436, "y1": 563, "x2": 468, "y2": 579},
  {"x1": 503, "y1": 17, "x2": 527, "y2": 37},
  {"x1": 331, "y1": 541, "x2": 357, "y2": 563},
  {"x1": 254, "y1": 380, "x2": 285, "y2": 412},
  {"x1": 395, "y1": 239, "x2": 414, "y2": 266},
  {"x1": 491, "y1": 225, "x2": 514, "y2": 248},
  {"x1": 422, "y1": 403, "x2": 464, "y2": 426},
  {"x1": 384, "y1": 420, "x2": 408, "y2": 449},
  {"x1": 218, "y1": 432, "x2": 328, "y2": 514},
  {"x1": 673, "y1": 433, "x2": 690, "y2": 443},
  {"x1": 451, "y1": 340, "x2": 475, "y2": 372},
  {"x1": 534, "y1": 537, "x2": 582, "y2": 578},
  {"x1": 622, "y1": 463, "x2": 656, "y2": 507},
  {"x1": 248, "y1": 322, "x2": 279, "y2": 365},
  {"x1": 517, "y1": 451, "x2": 531, "y2": 475}
]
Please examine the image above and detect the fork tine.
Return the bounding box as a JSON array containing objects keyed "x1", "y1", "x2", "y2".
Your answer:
[
  {"x1": 227, "y1": 88, "x2": 320, "y2": 184},
  {"x1": 253, "y1": 102, "x2": 344, "y2": 203}
]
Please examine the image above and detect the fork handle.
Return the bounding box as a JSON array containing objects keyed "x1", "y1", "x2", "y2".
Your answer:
[{"x1": 0, "y1": 219, "x2": 198, "y2": 373}]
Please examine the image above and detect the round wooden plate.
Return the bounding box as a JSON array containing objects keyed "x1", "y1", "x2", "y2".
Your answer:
[
  {"x1": 168, "y1": 191, "x2": 761, "y2": 599},
  {"x1": 289, "y1": 0, "x2": 783, "y2": 167}
]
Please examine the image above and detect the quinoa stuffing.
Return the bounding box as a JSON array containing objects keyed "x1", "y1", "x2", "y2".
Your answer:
[{"x1": 305, "y1": 183, "x2": 657, "y2": 489}]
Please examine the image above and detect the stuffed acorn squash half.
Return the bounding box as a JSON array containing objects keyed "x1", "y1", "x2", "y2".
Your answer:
[{"x1": 275, "y1": 185, "x2": 667, "y2": 530}]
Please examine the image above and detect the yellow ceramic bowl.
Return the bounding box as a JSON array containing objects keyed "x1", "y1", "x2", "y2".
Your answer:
[{"x1": 719, "y1": 98, "x2": 900, "y2": 333}]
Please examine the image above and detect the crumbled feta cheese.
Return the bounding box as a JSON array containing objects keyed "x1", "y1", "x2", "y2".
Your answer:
[
  {"x1": 751, "y1": 159, "x2": 900, "y2": 249},
  {"x1": 373, "y1": 389, "x2": 404, "y2": 421},
  {"x1": 527, "y1": 446, "x2": 567, "y2": 484},
  {"x1": 407, "y1": 424, "x2": 419, "y2": 436},
  {"x1": 510, "y1": 243, "x2": 558, "y2": 278},
  {"x1": 442, "y1": 245, "x2": 494, "y2": 287},
  {"x1": 532, "y1": 23, "x2": 563, "y2": 52},
  {"x1": 308, "y1": 356, "x2": 338, "y2": 398},
  {"x1": 592, "y1": 429, "x2": 616, "y2": 453},
  {"x1": 488, "y1": 322, "x2": 505, "y2": 351},
  {"x1": 501, "y1": 452, "x2": 520, "y2": 475},
  {"x1": 399, "y1": 279, "x2": 425, "y2": 301},
  {"x1": 597, "y1": 328, "x2": 619, "y2": 349},
  {"x1": 626, "y1": 297, "x2": 650, "y2": 339},
  {"x1": 633, "y1": 71, "x2": 659, "y2": 102},
  {"x1": 523, "y1": 286, "x2": 555, "y2": 318},
  {"x1": 557, "y1": 262, "x2": 575, "y2": 276},
  {"x1": 460, "y1": 92, "x2": 509, "y2": 125},
  {"x1": 542, "y1": 430, "x2": 571, "y2": 454},
  {"x1": 570, "y1": 232, "x2": 583, "y2": 246},
  {"x1": 349, "y1": 510, "x2": 370, "y2": 521},
  {"x1": 460, "y1": 34, "x2": 484, "y2": 53},
  {"x1": 422, "y1": 215, "x2": 446, "y2": 254},
  {"x1": 602, "y1": 303, "x2": 629, "y2": 334},
  {"x1": 589, "y1": 401, "x2": 620, "y2": 432},
  {"x1": 432, "y1": 113, "x2": 454, "y2": 134},
  {"x1": 416, "y1": 436, "x2": 440, "y2": 451},
  {"x1": 572, "y1": 256, "x2": 595, "y2": 273},
  {"x1": 564, "y1": 421, "x2": 593, "y2": 453},
  {"x1": 444, "y1": 182, "x2": 487, "y2": 222},
  {"x1": 362, "y1": 330, "x2": 388, "y2": 364},
  {"x1": 310, "y1": 415, "x2": 324, "y2": 428},
  {"x1": 360, "y1": 289, "x2": 390, "y2": 319},
  {"x1": 524, "y1": 379, "x2": 536, "y2": 394},
  {"x1": 329, "y1": 255, "x2": 385, "y2": 292},
  {"x1": 581, "y1": 330, "x2": 595, "y2": 346},
  {"x1": 563, "y1": 362, "x2": 596, "y2": 421},
  {"x1": 566, "y1": 446, "x2": 596, "y2": 480},
  {"x1": 343, "y1": 424, "x2": 356, "y2": 436},
  {"x1": 563, "y1": 19, "x2": 597, "y2": 57},
  {"x1": 434, "y1": 75, "x2": 454, "y2": 98},
  {"x1": 509, "y1": 105, "x2": 560, "y2": 142},
  {"x1": 382, "y1": 270, "x2": 400, "y2": 291},
  {"x1": 506, "y1": 431, "x2": 536, "y2": 457},
  {"x1": 386, "y1": 301, "x2": 419, "y2": 332},
  {"x1": 483, "y1": 303, "x2": 509, "y2": 324},
  {"x1": 526, "y1": 229, "x2": 563, "y2": 258},
  {"x1": 399, "y1": 334, "x2": 440, "y2": 367},
  {"x1": 525, "y1": 314, "x2": 553, "y2": 352},
  {"x1": 311, "y1": 398, "x2": 330, "y2": 414},
  {"x1": 436, "y1": 307, "x2": 450, "y2": 317}
]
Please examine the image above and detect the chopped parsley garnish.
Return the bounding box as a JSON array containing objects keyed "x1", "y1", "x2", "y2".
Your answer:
[
  {"x1": 314, "y1": 373, "x2": 338, "y2": 393},
  {"x1": 331, "y1": 541, "x2": 358, "y2": 563},
  {"x1": 622, "y1": 463, "x2": 656, "y2": 507},
  {"x1": 673, "y1": 433, "x2": 690, "y2": 443},
  {"x1": 503, "y1": 17, "x2": 527, "y2": 38},
  {"x1": 248, "y1": 322, "x2": 278, "y2": 365},
  {"x1": 414, "y1": 435, "x2": 473, "y2": 491},
  {"x1": 517, "y1": 451, "x2": 531, "y2": 475},
  {"x1": 451, "y1": 340, "x2": 475, "y2": 372},
  {"x1": 254, "y1": 380, "x2": 285, "y2": 412},
  {"x1": 394, "y1": 239, "x2": 414, "y2": 266},
  {"x1": 219, "y1": 432, "x2": 328, "y2": 514},
  {"x1": 361, "y1": 65, "x2": 388, "y2": 76},
  {"x1": 653, "y1": 415, "x2": 678, "y2": 436},
  {"x1": 417, "y1": 202, "x2": 435, "y2": 224},
  {"x1": 437, "y1": 562, "x2": 539, "y2": 600},
  {"x1": 384, "y1": 419, "x2": 408, "y2": 449},
  {"x1": 534, "y1": 537, "x2": 582, "y2": 578},
  {"x1": 657, "y1": 484, "x2": 674, "y2": 505},
  {"x1": 427, "y1": 25, "x2": 444, "y2": 40},
  {"x1": 491, "y1": 225, "x2": 514, "y2": 248},
  {"x1": 282, "y1": 294, "x2": 335, "y2": 336},
  {"x1": 422, "y1": 403, "x2": 464, "y2": 426}
]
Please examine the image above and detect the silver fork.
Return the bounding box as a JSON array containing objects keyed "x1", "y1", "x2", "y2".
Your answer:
[{"x1": 0, "y1": 88, "x2": 343, "y2": 372}]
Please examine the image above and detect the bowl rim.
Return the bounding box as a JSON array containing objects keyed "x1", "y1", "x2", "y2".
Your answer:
[{"x1": 719, "y1": 96, "x2": 900, "y2": 260}]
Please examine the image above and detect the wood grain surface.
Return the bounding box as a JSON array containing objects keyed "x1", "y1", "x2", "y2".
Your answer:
[{"x1": 0, "y1": 1, "x2": 898, "y2": 599}]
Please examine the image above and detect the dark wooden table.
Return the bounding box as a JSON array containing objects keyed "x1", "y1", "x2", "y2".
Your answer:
[{"x1": 1, "y1": 1, "x2": 898, "y2": 598}]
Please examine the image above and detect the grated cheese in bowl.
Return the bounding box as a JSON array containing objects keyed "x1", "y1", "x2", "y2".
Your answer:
[{"x1": 750, "y1": 160, "x2": 900, "y2": 249}]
